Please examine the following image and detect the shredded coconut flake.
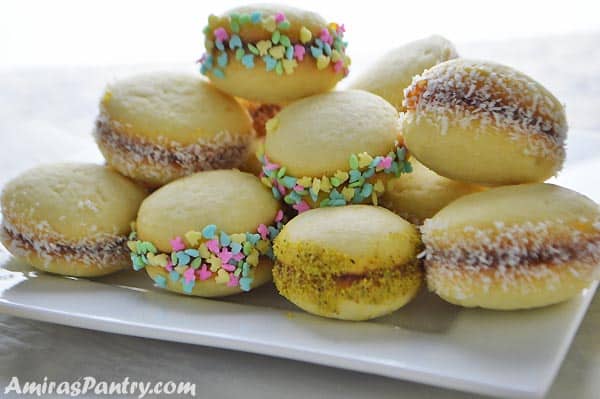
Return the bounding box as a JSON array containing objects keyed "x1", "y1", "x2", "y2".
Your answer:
[
  {"x1": 1, "y1": 218, "x2": 128, "y2": 268},
  {"x1": 93, "y1": 111, "x2": 251, "y2": 182},
  {"x1": 77, "y1": 199, "x2": 99, "y2": 213},
  {"x1": 403, "y1": 60, "x2": 567, "y2": 162},
  {"x1": 421, "y1": 218, "x2": 600, "y2": 297}
]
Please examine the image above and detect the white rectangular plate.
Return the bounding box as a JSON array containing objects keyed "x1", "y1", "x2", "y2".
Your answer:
[{"x1": 0, "y1": 131, "x2": 599, "y2": 399}]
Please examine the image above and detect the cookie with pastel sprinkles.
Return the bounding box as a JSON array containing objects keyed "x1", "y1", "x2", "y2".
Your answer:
[
  {"x1": 199, "y1": 4, "x2": 351, "y2": 104},
  {"x1": 260, "y1": 90, "x2": 412, "y2": 213},
  {"x1": 128, "y1": 170, "x2": 283, "y2": 297}
]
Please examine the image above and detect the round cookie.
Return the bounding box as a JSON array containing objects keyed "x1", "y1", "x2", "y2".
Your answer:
[
  {"x1": 380, "y1": 159, "x2": 484, "y2": 224},
  {"x1": 402, "y1": 59, "x2": 567, "y2": 185},
  {"x1": 0, "y1": 163, "x2": 147, "y2": 277},
  {"x1": 349, "y1": 35, "x2": 457, "y2": 111},
  {"x1": 129, "y1": 170, "x2": 283, "y2": 297},
  {"x1": 273, "y1": 205, "x2": 422, "y2": 320},
  {"x1": 421, "y1": 183, "x2": 600, "y2": 310},
  {"x1": 94, "y1": 72, "x2": 254, "y2": 188},
  {"x1": 260, "y1": 90, "x2": 412, "y2": 212},
  {"x1": 199, "y1": 4, "x2": 351, "y2": 104}
]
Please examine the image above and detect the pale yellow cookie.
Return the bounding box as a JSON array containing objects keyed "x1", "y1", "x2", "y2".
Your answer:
[
  {"x1": 349, "y1": 35, "x2": 457, "y2": 111},
  {"x1": 380, "y1": 159, "x2": 483, "y2": 224},
  {"x1": 199, "y1": 4, "x2": 350, "y2": 104},
  {"x1": 422, "y1": 183, "x2": 600, "y2": 309},
  {"x1": 261, "y1": 90, "x2": 409, "y2": 210},
  {"x1": 131, "y1": 170, "x2": 282, "y2": 297},
  {"x1": 1, "y1": 163, "x2": 147, "y2": 277},
  {"x1": 94, "y1": 72, "x2": 254, "y2": 188},
  {"x1": 402, "y1": 59, "x2": 567, "y2": 185},
  {"x1": 273, "y1": 205, "x2": 422, "y2": 320},
  {"x1": 265, "y1": 90, "x2": 398, "y2": 176}
]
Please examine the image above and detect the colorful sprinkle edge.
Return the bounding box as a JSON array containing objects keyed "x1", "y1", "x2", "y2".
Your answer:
[
  {"x1": 127, "y1": 210, "x2": 285, "y2": 293},
  {"x1": 259, "y1": 146, "x2": 412, "y2": 212},
  {"x1": 198, "y1": 11, "x2": 350, "y2": 78}
]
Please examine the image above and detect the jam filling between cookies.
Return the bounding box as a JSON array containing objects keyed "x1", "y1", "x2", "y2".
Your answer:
[
  {"x1": 404, "y1": 67, "x2": 567, "y2": 142},
  {"x1": 423, "y1": 232, "x2": 600, "y2": 269},
  {"x1": 1, "y1": 223, "x2": 128, "y2": 264},
  {"x1": 94, "y1": 115, "x2": 250, "y2": 170},
  {"x1": 333, "y1": 261, "x2": 422, "y2": 288}
]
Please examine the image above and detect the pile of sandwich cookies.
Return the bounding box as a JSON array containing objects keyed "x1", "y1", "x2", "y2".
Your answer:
[{"x1": 1, "y1": 4, "x2": 599, "y2": 321}]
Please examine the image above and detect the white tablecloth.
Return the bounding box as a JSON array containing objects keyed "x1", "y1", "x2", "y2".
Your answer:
[{"x1": 1, "y1": 33, "x2": 599, "y2": 398}]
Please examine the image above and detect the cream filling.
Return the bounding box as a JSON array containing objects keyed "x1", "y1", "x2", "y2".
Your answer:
[{"x1": 94, "y1": 112, "x2": 251, "y2": 172}]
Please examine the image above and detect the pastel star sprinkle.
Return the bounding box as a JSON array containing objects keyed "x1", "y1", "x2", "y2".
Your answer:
[
  {"x1": 183, "y1": 267, "x2": 195, "y2": 284},
  {"x1": 239, "y1": 277, "x2": 252, "y2": 292},
  {"x1": 216, "y1": 269, "x2": 229, "y2": 284},
  {"x1": 219, "y1": 248, "x2": 233, "y2": 264},
  {"x1": 293, "y1": 201, "x2": 311, "y2": 213},
  {"x1": 182, "y1": 280, "x2": 195, "y2": 294},
  {"x1": 378, "y1": 156, "x2": 393, "y2": 170},
  {"x1": 153, "y1": 275, "x2": 167, "y2": 288},
  {"x1": 206, "y1": 238, "x2": 220, "y2": 254},
  {"x1": 170, "y1": 237, "x2": 185, "y2": 251},
  {"x1": 300, "y1": 26, "x2": 312, "y2": 44},
  {"x1": 213, "y1": 27, "x2": 228, "y2": 42},
  {"x1": 274, "y1": 12, "x2": 286, "y2": 23},
  {"x1": 241, "y1": 54, "x2": 255, "y2": 68},
  {"x1": 269, "y1": 45, "x2": 285, "y2": 59},
  {"x1": 293, "y1": 44, "x2": 306, "y2": 61},
  {"x1": 184, "y1": 231, "x2": 202, "y2": 246},
  {"x1": 127, "y1": 213, "x2": 286, "y2": 293},
  {"x1": 229, "y1": 34, "x2": 242, "y2": 49},
  {"x1": 198, "y1": 265, "x2": 212, "y2": 281},
  {"x1": 251, "y1": 12, "x2": 261, "y2": 23},
  {"x1": 262, "y1": 16, "x2": 276, "y2": 32},
  {"x1": 316, "y1": 55, "x2": 331, "y2": 70},
  {"x1": 227, "y1": 274, "x2": 240, "y2": 287},
  {"x1": 257, "y1": 224, "x2": 269, "y2": 240},
  {"x1": 198, "y1": 11, "x2": 349, "y2": 78},
  {"x1": 275, "y1": 210, "x2": 284, "y2": 223},
  {"x1": 221, "y1": 262, "x2": 236, "y2": 272},
  {"x1": 264, "y1": 55, "x2": 277, "y2": 71},
  {"x1": 320, "y1": 28, "x2": 333, "y2": 45},
  {"x1": 202, "y1": 224, "x2": 217, "y2": 239},
  {"x1": 259, "y1": 146, "x2": 412, "y2": 213}
]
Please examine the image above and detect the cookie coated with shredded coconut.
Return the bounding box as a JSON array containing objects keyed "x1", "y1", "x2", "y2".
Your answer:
[
  {"x1": 421, "y1": 218, "x2": 600, "y2": 295},
  {"x1": 77, "y1": 199, "x2": 99, "y2": 213},
  {"x1": 403, "y1": 59, "x2": 567, "y2": 161},
  {"x1": 94, "y1": 112, "x2": 251, "y2": 183},
  {"x1": 1, "y1": 218, "x2": 129, "y2": 268}
]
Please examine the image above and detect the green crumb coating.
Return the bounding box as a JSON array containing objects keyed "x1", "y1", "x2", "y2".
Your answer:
[
  {"x1": 273, "y1": 235, "x2": 421, "y2": 275},
  {"x1": 273, "y1": 260, "x2": 423, "y2": 315}
]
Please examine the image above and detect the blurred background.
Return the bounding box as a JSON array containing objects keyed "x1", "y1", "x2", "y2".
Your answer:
[
  {"x1": 0, "y1": 0, "x2": 599, "y2": 178},
  {"x1": 2, "y1": 0, "x2": 600, "y2": 66}
]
